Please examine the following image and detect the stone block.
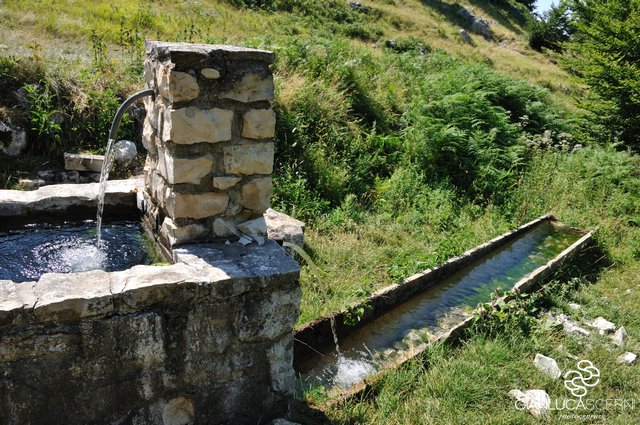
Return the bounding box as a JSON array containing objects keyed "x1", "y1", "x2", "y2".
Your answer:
[
  {"x1": 162, "y1": 397, "x2": 195, "y2": 425},
  {"x1": 160, "y1": 217, "x2": 209, "y2": 246},
  {"x1": 148, "y1": 171, "x2": 167, "y2": 209},
  {"x1": 242, "y1": 108, "x2": 276, "y2": 140},
  {"x1": 142, "y1": 118, "x2": 158, "y2": 156},
  {"x1": 223, "y1": 143, "x2": 274, "y2": 175},
  {"x1": 201, "y1": 68, "x2": 221, "y2": 79},
  {"x1": 264, "y1": 208, "x2": 305, "y2": 248},
  {"x1": 213, "y1": 217, "x2": 240, "y2": 238},
  {"x1": 241, "y1": 177, "x2": 272, "y2": 213},
  {"x1": 213, "y1": 176, "x2": 242, "y2": 190},
  {"x1": 158, "y1": 151, "x2": 213, "y2": 185},
  {"x1": 185, "y1": 303, "x2": 233, "y2": 357},
  {"x1": 158, "y1": 67, "x2": 200, "y2": 103},
  {"x1": 238, "y1": 288, "x2": 301, "y2": 341},
  {"x1": 220, "y1": 73, "x2": 274, "y2": 103},
  {"x1": 166, "y1": 191, "x2": 229, "y2": 220},
  {"x1": 143, "y1": 60, "x2": 155, "y2": 88},
  {"x1": 146, "y1": 41, "x2": 275, "y2": 66},
  {"x1": 0, "y1": 281, "x2": 25, "y2": 327},
  {"x1": 64, "y1": 153, "x2": 104, "y2": 173},
  {"x1": 163, "y1": 107, "x2": 233, "y2": 145},
  {"x1": 33, "y1": 271, "x2": 113, "y2": 322},
  {"x1": 267, "y1": 335, "x2": 297, "y2": 394},
  {"x1": 237, "y1": 216, "x2": 268, "y2": 237}
]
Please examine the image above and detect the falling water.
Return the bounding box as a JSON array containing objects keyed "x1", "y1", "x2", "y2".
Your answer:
[
  {"x1": 329, "y1": 316, "x2": 341, "y2": 354},
  {"x1": 94, "y1": 88, "x2": 154, "y2": 250},
  {"x1": 95, "y1": 138, "x2": 116, "y2": 250},
  {"x1": 283, "y1": 241, "x2": 342, "y2": 355}
]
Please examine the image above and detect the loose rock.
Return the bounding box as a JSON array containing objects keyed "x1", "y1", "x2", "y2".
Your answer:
[
  {"x1": 471, "y1": 17, "x2": 493, "y2": 39},
  {"x1": 459, "y1": 29, "x2": 473, "y2": 44},
  {"x1": 617, "y1": 352, "x2": 637, "y2": 365},
  {"x1": 611, "y1": 326, "x2": 628, "y2": 347},
  {"x1": 549, "y1": 313, "x2": 591, "y2": 337},
  {"x1": 264, "y1": 208, "x2": 305, "y2": 249},
  {"x1": 237, "y1": 217, "x2": 268, "y2": 237},
  {"x1": 533, "y1": 353, "x2": 562, "y2": 379},
  {"x1": 588, "y1": 316, "x2": 616, "y2": 335},
  {"x1": 114, "y1": 140, "x2": 138, "y2": 163},
  {"x1": 509, "y1": 389, "x2": 550, "y2": 418},
  {"x1": 0, "y1": 121, "x2": 27, "y2": 157}
]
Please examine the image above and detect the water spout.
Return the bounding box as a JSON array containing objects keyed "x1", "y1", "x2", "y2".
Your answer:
[{"x1": 96, "y1": 88, "x2": 155, "y2": 249}]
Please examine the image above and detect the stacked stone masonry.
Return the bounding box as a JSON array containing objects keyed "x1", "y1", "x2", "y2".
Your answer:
[
  {"x1": 143, "y1": 41, "x2": 276, "y2": 249},
  {"x1": 0, "y1": 241, "x2": 301, "y2": 424}
]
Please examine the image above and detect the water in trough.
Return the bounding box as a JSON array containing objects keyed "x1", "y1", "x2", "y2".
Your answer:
[{"x1": 297, "y1": 220, "x2": 582, "y2": 389}]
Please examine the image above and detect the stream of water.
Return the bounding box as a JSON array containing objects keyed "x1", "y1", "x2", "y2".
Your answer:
[
  {"x1": 296, "y1": 221, "x2": 582, "y2": 390},
  {"x1": 95, "y1": 138, "x2": 116, "y2": 250}
]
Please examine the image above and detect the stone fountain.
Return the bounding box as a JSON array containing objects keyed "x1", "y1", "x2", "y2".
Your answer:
[{"x1": 0, "y1": 42, "x2": 301, "y2": 425}]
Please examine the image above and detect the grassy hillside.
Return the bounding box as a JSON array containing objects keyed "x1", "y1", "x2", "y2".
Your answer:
[
  {"x1": 0, "y1": 0, "x2": 579, "y2": 94},
  {"x1": 1, "y1": 1, "x2": 639, "y2": 423}
]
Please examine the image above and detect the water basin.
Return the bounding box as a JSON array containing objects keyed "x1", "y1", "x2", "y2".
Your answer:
[{"x1": 0, "y1": 220, "x2": 154, "y2": 283}]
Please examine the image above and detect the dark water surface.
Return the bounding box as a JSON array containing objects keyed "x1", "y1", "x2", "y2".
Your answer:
[
  {"x1": 297, "y1": 221, "x2": 583, "y2": 389},
  {"x1": 0, "y1": 220, "x2": 153, "y2": 283}
]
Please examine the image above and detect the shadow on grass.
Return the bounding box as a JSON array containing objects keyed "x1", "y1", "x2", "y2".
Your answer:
[
  {"x1": 417, "y1": 0, "x2": 529, "y2": 37},
  {"x1": 466, "y1": 0, "x2": 529, "y2": 35},
  {"x1": 0, "y1": 152, "x2": 58, "y2": 189}
]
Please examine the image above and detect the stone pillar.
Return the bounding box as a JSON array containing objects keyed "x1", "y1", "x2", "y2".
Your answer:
[{"x1": 142, "y1": 42, "x2": 276, "y2": 253}]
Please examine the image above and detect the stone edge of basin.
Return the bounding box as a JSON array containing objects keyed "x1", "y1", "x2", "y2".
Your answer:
[
  {"x1": 0, "y1": 239, "x2": 300, "y2": 329},
  {"x1": 293, "y1": 213, "x2": 559, "y2": 366},
  {"x1": 0, "y1": 178, "x2": 142, "y2": 218}
]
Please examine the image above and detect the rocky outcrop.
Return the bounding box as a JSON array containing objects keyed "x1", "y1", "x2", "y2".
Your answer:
[
  {"x1": 457, "y1": 7, "x2": 494, "y2": 39},
  {"x1": 0, "y1": 121, "x2": 26, "y2": 156}
]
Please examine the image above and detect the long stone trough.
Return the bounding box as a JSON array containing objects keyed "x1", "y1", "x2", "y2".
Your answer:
[{"x1": 293, "y1": 214, "x2": 596, "y2": 400}]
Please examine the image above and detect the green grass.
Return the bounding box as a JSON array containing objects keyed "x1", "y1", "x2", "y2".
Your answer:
[
  {"x1": 287, "y1": 145, "x2": 640, "y2": 423},
  {"x1": 1, "y1": 0, "x2": 639, "y2": 423}
]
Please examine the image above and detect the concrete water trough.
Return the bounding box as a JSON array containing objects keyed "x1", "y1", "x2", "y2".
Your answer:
[{"x1": 293, "y1": 214, "x2": 597, "y2": 399}]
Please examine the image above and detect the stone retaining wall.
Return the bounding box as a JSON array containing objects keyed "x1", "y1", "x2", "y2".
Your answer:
[
  {"x1": 0, "y1": 241, "x2": 300, "y2": 424},
  {"x1": 142, "y1": 42, "x2": 276, "y2": 250}
]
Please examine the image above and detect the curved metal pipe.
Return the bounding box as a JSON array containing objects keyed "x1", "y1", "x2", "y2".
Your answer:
[{"x1": 108, "y1": 88, "x2": 155, "y2": 143}]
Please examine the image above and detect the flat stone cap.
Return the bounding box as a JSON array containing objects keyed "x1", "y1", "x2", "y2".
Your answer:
[{"x1": 145, "y1": 41, "x2": 274, "y2": 64}]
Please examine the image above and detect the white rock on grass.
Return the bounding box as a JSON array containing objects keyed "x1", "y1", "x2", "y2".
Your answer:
[
  {"x1": 552, "y1": 313, "x2": 591, "y2": 337},
  {"x1": 617, "y1": 352, "x2": 637, "y2": 365},
  {"x1": 611, "y1": 326, "x2": 628, "y2": 347},
  {"x1": 509, "y1": 389, "x2": 550, "y2": 418},
  {"x1": 588, "y1": 317, "x2": 616, "y2": 335},
  {"x1": 568, "y1": 303, "x2": 581, "y2": 311},
  {"x1": 534, "y1": 353, "x2": 562, "y2": 379}
]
